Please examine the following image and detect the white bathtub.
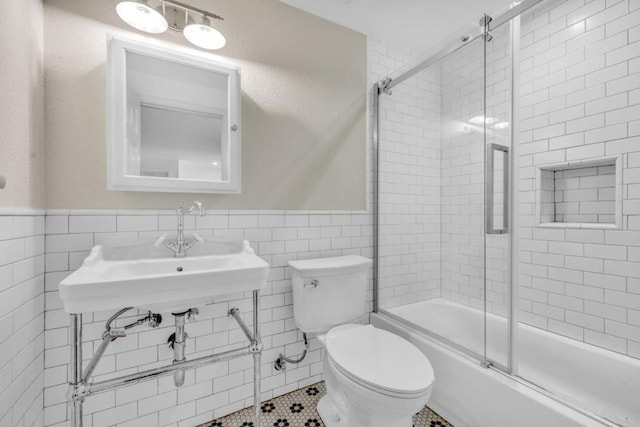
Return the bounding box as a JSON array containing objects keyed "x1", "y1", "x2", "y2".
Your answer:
[{"x1": 372, "y1": 298, "x2": 640, "y2": 427}]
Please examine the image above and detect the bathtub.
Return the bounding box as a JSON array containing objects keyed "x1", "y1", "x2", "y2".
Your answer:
[{"x1": 371, "y1": 298, "x2": 640, "y2": 427}]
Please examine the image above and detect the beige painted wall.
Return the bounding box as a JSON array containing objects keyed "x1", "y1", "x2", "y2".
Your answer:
[
  {"x1": 44, "y1": 0, "x2": 367, "y2": 210},
  {"x1": 0, "y1": 0, "x2": 45, "y2": 209}
]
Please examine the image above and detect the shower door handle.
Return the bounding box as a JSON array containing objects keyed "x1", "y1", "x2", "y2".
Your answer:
[{"x1": 486, "y1": 143, "x2": 509, "y2": 235}]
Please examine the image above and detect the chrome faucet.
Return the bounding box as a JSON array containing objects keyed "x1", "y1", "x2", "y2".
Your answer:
[{"x1": 155, "y1": 201, "x2": 206, "y2": 257}]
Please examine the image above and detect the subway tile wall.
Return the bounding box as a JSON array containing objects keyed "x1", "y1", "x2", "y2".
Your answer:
[
  {"x1": 439, "y1": 38, "x2": 487, "y2": 312},
  {"x1": 0, "y1": 213, "x2": 46, "y2": 427},
  {"x1": 374, "y1": 40, "x2": 443, "y2": 310},
  {"x1": 517, "y1": 0, "x2": 640, "y2": 358}
]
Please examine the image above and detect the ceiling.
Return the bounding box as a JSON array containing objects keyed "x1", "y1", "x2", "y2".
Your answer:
[{"x1": 279, "y1": 0, "x2": 515, "y2": 56}]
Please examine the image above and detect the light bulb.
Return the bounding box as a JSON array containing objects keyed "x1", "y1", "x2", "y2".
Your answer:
[
  {"x1": 116, "y1": 1, "x2": 168, "y2": 34},
  {"x1": 184, "y1": 16, "x2": 226, "y2": 50}
]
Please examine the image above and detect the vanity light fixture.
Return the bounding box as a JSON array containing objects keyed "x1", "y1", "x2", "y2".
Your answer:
[
  {"x1": 116, "y1": 0, "x2": 226, "y2": 50},
  {"x1": 116, "y1": 1, "x2": 168, "y2": 34},
  {"x1": 184, "y1": 15, "x2": 226, "y2": 50}
]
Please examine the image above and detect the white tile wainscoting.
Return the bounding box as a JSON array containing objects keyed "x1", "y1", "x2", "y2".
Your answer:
[
  {"x1": 0, "y1": 212, "x2": 46, "y2": 427},
  {"x1": 42, "y1": 209, "x2": 373, "y2": 427}
]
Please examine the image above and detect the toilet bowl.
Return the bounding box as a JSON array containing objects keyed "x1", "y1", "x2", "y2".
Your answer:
[
  {"x1": 288, "y1": 256, "x2": 435, "y2": 427},
  {"x1": 317, "y1": 324, "x2": 434, "y2": 427}
]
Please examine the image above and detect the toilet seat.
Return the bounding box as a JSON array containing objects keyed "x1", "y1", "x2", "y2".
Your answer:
[{"x1": 325, "y1": 324, "x2": 434, "y2": 398}]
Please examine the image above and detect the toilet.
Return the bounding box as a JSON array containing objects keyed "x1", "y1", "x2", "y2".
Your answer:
[{"x1": 288, "y1": 255, "x2": 435, "y2": 427}]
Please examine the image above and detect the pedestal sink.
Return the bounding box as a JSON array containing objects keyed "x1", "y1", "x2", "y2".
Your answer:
[
  {"x1": 64, "y1": 232, "x2": 268, "y2": 427},
  {"x1": 59, "y1": 236, "x2": 269, "y2": 314}
]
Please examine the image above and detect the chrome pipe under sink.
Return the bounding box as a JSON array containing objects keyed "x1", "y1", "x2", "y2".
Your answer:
[{"x1": 168, "y1": 308, "x2": 198, "y2": 386}]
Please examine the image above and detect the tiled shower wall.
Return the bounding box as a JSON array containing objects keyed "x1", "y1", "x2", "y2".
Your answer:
[
  {"x1": 43, "y1": 210, "x2": 373, "y2": 426},
  {"x1": 373, "y1": 41, "x2": 443, "y2": 309},
  {"x1": 517, "y1": 0, "x2": 640, "y2": 358},
  {"x1": 0, "y1": 213, "x2": 46, "y2": 427},
  {"x1": 439, "y1": 38, "x2": 486, "y2": 312}
]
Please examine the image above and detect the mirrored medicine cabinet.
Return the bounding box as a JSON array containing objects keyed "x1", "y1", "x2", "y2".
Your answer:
[{"x1": 107, "y1": 36, "x2": 241, "y2": 193}]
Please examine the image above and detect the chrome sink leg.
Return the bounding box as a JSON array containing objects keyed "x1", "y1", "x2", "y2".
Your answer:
[
  {"x1": 253, "y1": 290, "x2": 262, "y2": 427},
  {"x1": 229, "y1": 292, "x2": 262, "y2": 426},
  {"x1": 70, "y1": 314, "x2": 83, "y2": 427}
]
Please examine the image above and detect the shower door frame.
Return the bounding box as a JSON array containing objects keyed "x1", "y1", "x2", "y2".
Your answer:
[{"x1": 372, "y1": 0, "x2": 543, "y2": 375}]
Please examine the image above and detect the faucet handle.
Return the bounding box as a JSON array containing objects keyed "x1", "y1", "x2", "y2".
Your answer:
[
  {"x1": 153, "y1": 233, "x2": 168, "y2": 247},
  {"x1": 192, "y1": 232, "x2": 204, "y2": 243}
]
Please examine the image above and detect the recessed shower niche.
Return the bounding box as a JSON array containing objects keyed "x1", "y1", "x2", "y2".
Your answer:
[{"x1": 536, "y1": 157, "x2": 622, "y2": 228}]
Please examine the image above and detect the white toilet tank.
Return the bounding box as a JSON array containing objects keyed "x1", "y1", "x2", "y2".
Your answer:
[{"x1": 288, "y1": 255, "x2": 372, "y2": 334}]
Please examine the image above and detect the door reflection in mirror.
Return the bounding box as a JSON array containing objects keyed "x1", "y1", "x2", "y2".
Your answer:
[{"x1": 126, "y1": 50, "x2": 228, "y2": 182}]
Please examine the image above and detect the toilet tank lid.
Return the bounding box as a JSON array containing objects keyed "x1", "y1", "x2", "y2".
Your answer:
[{"x1": 288, "y1": 255, "x2": 372, "y2": 277}]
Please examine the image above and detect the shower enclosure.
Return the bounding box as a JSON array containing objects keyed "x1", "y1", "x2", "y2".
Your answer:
[{"x1": 373, "y1": 0, "x2": 640, "y2": 425}]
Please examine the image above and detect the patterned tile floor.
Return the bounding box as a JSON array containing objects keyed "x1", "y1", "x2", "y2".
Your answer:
[{"x1": 198, "y1": 381, "x2": 452, "y2": 427}]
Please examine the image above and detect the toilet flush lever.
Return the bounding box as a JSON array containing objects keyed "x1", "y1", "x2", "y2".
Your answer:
[{"x1": 304, "y1": 279, "x2": 319, "y2": 288}]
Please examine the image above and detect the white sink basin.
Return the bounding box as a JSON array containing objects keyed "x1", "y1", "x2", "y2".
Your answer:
[{"x1": 59, "y1": 237, "x2": 269, "y2": 314}]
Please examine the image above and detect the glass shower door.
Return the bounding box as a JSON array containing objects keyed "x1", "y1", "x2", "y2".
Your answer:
[
  {"x1": 375, "y1": 22, "x2": 513, "y2": 369},
  {"x1": 439, "y1": 35, "x2": 490, "y2": 361}
]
